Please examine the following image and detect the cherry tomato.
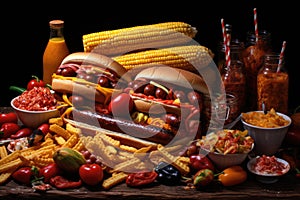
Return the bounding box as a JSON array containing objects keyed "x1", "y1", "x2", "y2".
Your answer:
[
  {"x1": 10, "y1": 127, "x2": 33, "y2": 139},
  {"x1": 39, "y1": 163, "x2": 62, "y2": 183},
  {"x1": 108, "y1": 93, "x2": 134, "y2": 117},
  {"x1": 0, "y1": 122, "x2": 21, "y2": 138},
  {"x1": 190, "y1": 154, "x2": 215, "y2": 172},
  {"x1": 12, "y1": 167, "x2": 34, "y2": 185},
  {"x1": 27, "y1": 75, "x2": 45, "y2": 91},
  {"x1": 79, "y1": 163, "x2": 103, "y2": 186},
  {"x1": 0, "y1": 112, "x2": 18, "y2": 125}
]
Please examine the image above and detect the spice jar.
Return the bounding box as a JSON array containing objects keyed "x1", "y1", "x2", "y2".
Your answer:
[
  {"x1": 241, "y1": 30, "x2": 272, "y2": 111},
  {"x1": 257, "y1": 53, "x2": 289, "y2": 114}
]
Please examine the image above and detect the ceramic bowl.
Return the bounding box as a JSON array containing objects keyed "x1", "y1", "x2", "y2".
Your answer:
[
  {"x1": 247, "y1": 156, "x2": 290, "y2": 184},
  {"x1": 11, "y1": 96, "x2": 59, "y2": 129},
  {"x1": 241, "y1": 111, "x2": 291, "y2": 156}
]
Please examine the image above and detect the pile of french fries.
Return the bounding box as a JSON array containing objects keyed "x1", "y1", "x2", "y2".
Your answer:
[{"x1": 0, "y1": 116, "x2": 191, "y2": 190}]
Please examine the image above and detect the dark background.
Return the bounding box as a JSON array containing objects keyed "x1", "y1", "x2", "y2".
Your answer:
[{"x1": 2, "y1": 1, "x2": 299, "y2": 112}]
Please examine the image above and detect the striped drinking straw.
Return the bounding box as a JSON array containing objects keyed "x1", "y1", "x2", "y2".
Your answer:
[
  {"x1": 277, "y1": 41, "x2": 287, "y2": 72},
  {"x1": 221, "y1": 18, "x2": 230, "y2": 68},
  {"x1": 253, "y1": 8, "x2": 259, "y2": 42}
]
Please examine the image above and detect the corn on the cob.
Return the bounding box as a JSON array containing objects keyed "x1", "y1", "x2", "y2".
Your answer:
[
  {"x1": 112, "y1": 45, "x2": 214, "y2": 76},
  {"x1": 82, "y1": 22, "x2": 197, "y2": 56}
]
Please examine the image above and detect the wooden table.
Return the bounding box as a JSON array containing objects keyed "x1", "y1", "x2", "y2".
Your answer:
[{"x1": 1, "y1": 107, "x2": 300, "y2": 199}]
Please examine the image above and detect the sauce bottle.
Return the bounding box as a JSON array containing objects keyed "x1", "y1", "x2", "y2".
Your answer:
[
  {"x1": 257, "y1": 53, "x2": 289, "y2": 114},
  {"x1": 43, "y1": 20, "x2": 70, "y2": 85}
]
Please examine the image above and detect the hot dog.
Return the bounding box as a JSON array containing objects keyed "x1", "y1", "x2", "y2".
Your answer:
[
  {"x1": 52, "y1": 52, "x2": 132, "y2": 105},
  {"x1": 122, "y1": 66, "x2": 209, "y2": 142},
  {"x1": 52, "y1": 53, "x2": 208, "y2": 147}
]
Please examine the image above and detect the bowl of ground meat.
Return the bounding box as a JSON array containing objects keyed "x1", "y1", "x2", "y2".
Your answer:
[{"x1": 11, "y1": 87, "x2": 59, "y2": 128}]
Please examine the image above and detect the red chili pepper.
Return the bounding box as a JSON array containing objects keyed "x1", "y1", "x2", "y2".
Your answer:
[
  {"x1": 37, "y1": 123, "x2": 50, "y2": 135},
  {"x1": 10, "y1": 127, "x2": 33, "y2": 139},
  {"x1": 126, "y1": 171, "x2": 158, "y2": 187},
  {"x1": 50, "y1": 175, "x2": 82, "y2": 189},
  {"x1": 39, "y1": 163, "x2": 62, "y2": 183},
  {"x1": 0, "y1": 122, "x2": 21, "y2": 138},
  {"x1": 0, "y1": 112, "x2": 18, "y2": 125}
]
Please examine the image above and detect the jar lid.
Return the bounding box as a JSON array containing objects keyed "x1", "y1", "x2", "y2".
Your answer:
[{"x1": 49, "y1": 20, "x2": 64, "y2": 28}]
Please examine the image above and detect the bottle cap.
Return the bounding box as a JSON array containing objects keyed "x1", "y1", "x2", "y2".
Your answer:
[{"x1": 49, "y1": 20, "x2": 64, "y2": 28}]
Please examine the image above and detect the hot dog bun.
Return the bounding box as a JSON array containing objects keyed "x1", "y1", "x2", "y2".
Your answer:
[
  {"x1": 131, "y1": 66, "x2": 208, "y2": 115},
  {"x1": 134, "y1": 66, "x2": 209, "y2": 95},
  {"x1": 51, "y1": 52, "x2": 132, "y2": 104},
  {"x1": 60, "y1": 52, "x2": 131, "y2": 83}
]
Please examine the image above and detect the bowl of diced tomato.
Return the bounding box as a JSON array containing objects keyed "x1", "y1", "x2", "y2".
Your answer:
[
  {"x1": 11, "y1": 87, "x2": 59, "y2": 128},
  {"x1": 247, "y1": 155, "x2": 290, "y2": 184},
  {"x1": 198, "y1": 129, "x2": 255, "y2": 170}
]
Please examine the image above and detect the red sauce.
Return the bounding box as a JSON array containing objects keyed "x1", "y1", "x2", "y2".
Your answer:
[{"x1": 13, "y1": 87, "x2": 57, "y2": 111}]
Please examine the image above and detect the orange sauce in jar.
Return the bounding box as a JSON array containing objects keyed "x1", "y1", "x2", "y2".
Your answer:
[{"x1": 43, "y1": 20, "x2": 70, "y2": 85}]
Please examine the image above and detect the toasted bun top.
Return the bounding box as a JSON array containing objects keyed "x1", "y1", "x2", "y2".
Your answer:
[
  {"x1": 61, "y1": 52, "x2": 132, "y2": 83},
  {"x1": 134, "y1": 66, "x2": 209, "y2": 94}
]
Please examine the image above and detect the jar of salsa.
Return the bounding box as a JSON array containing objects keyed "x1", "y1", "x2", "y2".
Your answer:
[
  {"x1": 257, "y1": 53, "x2": 289, "y2": 114},
  {"x1": 241, "y1": 30, "x2": 272, "y2": 111}
]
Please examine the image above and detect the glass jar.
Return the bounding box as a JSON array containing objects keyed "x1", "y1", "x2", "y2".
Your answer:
[
  {"x1": 241, "y1": 30, "x2": 272, "y2": 111},
  {"x1": 221, "y1": 58, "x2": 246, "y2": 112},
  {"x1": 43, "y1": 20, "x2": 70, "y2": 85},
  {"x1": 257, "y1": 53, "x2": 289, "y2": 114}
]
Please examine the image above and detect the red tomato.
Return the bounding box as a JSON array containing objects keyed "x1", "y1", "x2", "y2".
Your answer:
[
  {"x1": 189, "y1": 154, "x2": 215, "y2": 172},
  {"x1": 0, "y1": 122, "x2": 21, "y2": 138},
  {"x1": 27, "y1": 75, "x2": 45, "y2": 91},
  {"x1": 0, "y1": 112, "x2": 18, "y2": 125},
  {"x1": 79, "y1": 163, "x2": 103, "y2": 186},
  {"x1": 39, "y1": 163, "x2": 62, "y2": 183},
  {"x1": 12, "y1": 167, "x2": 33, "y2": 185},
  {"x1": 108, "y1": 93, "x2": 134, "y2": 117}
]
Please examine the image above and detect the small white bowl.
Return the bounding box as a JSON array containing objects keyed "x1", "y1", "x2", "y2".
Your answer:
[
  {"x1": 241, "y1": 111, "x2": 291, "y2": 156},
  {"x1": 247, "y1": 156, "x2": 290, "y2": 184},
  {"x1": 11, "y1": 96, "x2": 59, "y2": 129}
]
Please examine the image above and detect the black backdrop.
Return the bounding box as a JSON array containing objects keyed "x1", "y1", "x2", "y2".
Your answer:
[{"x1": 2, "y1": 1, "x2": 299, "y2": 112}]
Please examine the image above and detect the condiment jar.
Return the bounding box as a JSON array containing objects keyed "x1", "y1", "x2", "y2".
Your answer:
[
  {"x1": 221, "y1": 47, "x2": 246, "y2": 111},
  {"x1": 257, "y1": 53, "x2": 289, "y2": 114},
  {"x1": 241, "y1": 30, "x2": 272, "y2": 111},
  {"x1": 43, "y1": 20, "x2": 70, "y2": 85}
]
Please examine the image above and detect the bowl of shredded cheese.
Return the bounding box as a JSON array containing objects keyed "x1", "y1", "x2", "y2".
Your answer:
[{"x1": 241, "y1": 109, "x2": 291, "y2": 156}]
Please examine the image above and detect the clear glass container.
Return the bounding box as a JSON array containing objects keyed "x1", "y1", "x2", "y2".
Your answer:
[
  {"x1": 43, "y1": 20, "x2": 70, "y2": 85},
  {"x1": 257, "y1": 53, "x2": 289, "y2": 114},
  {"x1": 241, "y1": 30, "x2": 272, "y2": 111}
]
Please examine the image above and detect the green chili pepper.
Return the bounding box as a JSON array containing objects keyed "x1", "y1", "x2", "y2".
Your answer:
[{"x1": 9, "y1": 86, "x2": 26, "y2": 94}]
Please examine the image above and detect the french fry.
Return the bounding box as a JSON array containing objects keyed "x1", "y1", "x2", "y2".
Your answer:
[
  {"x1": 54, "y1": 135, "x2": 66, "y2": 146},
  {"x1": 0, "y1": 158, "x2": 23, "y2": 173},
  {"x1": 50, "y1": 124, "x2": 71, "y2": 140},
  {"x1": 0, "y1": 151, "x2": 20, "y2": 166},
  {"x1": 0, "y1": 146, "x2": 8, "y2": 159},
  {"x1": 62, "y1": 134, "x2": 79, "y2": 148},
  {"x1": 66, "y1": 123, "x2": 81, "y2": 135},
  {"x1": 0, "y1": 168, "x2": 15, "y2": 185},
  {"x1": 72, "y1": 138, "x2": 85, "y2": 152},
  {"x1": 49, "y1": 117, "x2": 64, "y2": 126},
  {"x1": 157, "y1": 144, "x2": 190, "y2": 175},
  {"x1": 102, "y1": 172, "x2": 128, "y2": 190}
]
